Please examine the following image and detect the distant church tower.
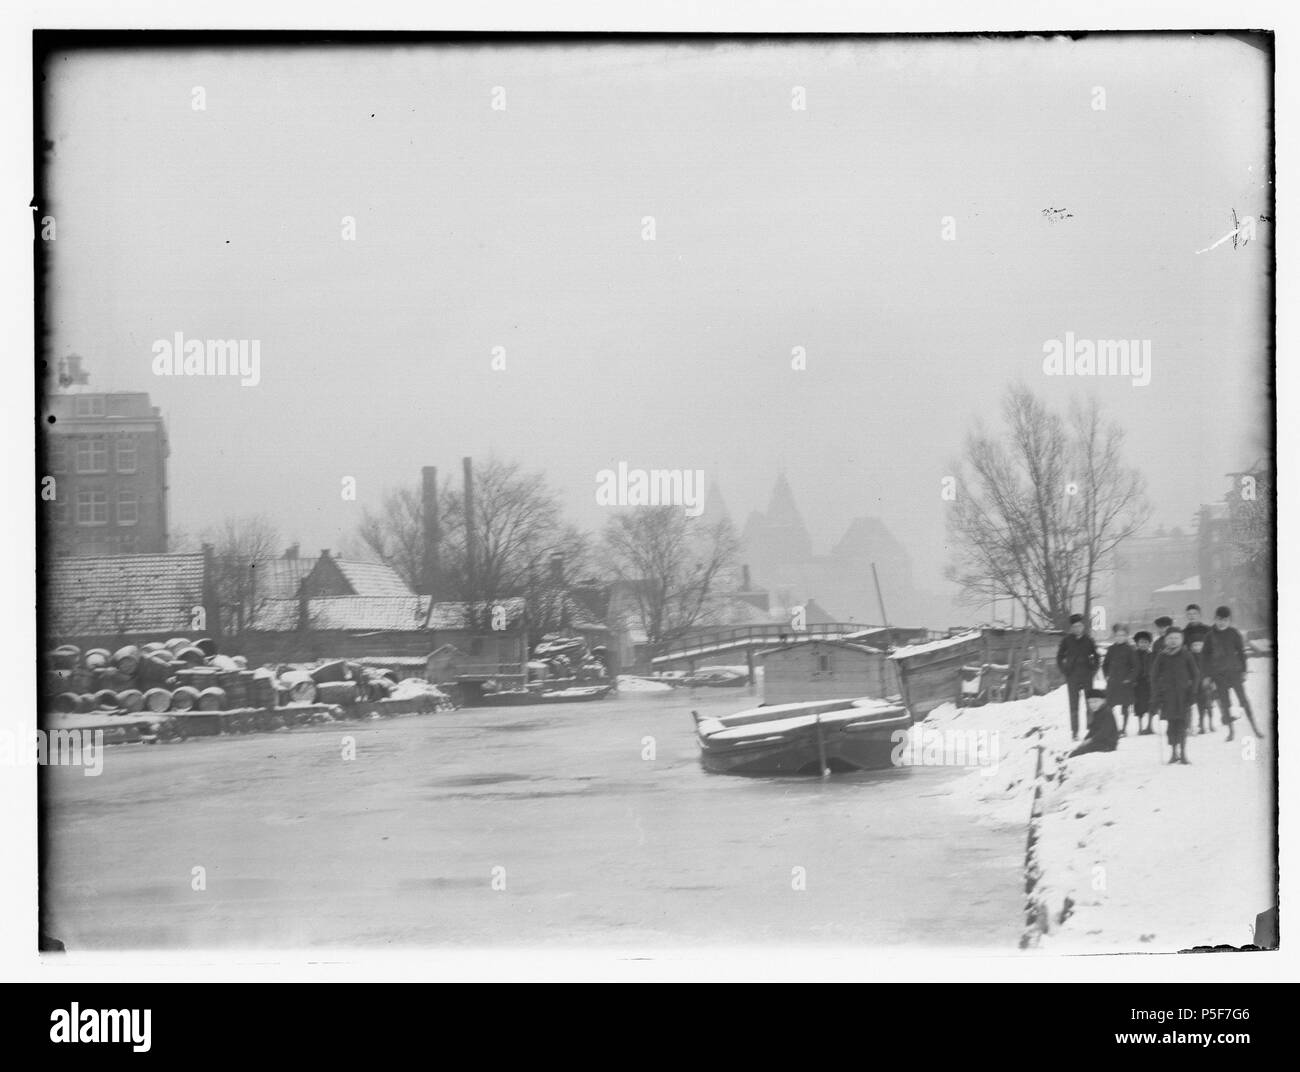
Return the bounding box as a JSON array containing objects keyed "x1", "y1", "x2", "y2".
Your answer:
[
  {"x1": 697, "y1": 481, "x2": 734, "y2": 530},
  {"x1": 742, "y1": 473, "x2": 814, "y2": 579}
]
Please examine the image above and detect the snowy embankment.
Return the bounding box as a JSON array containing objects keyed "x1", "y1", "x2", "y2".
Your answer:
[{"x1": 910, "y1": 659, "x2": 1275, "y2": 952}]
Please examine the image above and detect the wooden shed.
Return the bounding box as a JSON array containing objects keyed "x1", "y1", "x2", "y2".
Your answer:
[
  {"x1": 889, "y1": 631, "x2": 984, "y2": 718},
  {"x1": 760, "y1": 638, "x2": 900, "y2": 706},
  {"x1": 978, "y1": 627, "x2": 1067, "y2": 696}
]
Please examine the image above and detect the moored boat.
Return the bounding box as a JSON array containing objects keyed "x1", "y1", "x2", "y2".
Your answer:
[{"x1": 693, "y1": 696, "x2": 912, "y2": 776}]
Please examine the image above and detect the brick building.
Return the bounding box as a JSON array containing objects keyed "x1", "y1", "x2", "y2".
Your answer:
[{"x1": 44, "y1": 356, "x2": 169, "y2": 557}]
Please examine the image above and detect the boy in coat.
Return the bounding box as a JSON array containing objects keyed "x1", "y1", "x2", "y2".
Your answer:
[
  {"x1": 1183, "y1": 603, "x2": 1213, "y2": 734},
  {"x1": 1151, "y1": 627, "x2": 1198, "y2": 764},
  {"x1": 1056, "y1": 613, "x2": 1099, "y2": 740},
  {"x1": 1102, "y1": 623, "x2": 1138, "y2": 736},
  {"x1": 1131, "y1": 631, "x2": 1154, "y2": 735},
  {"x1": 1069, "y1": 687, "x2": 1119, "y2": 757},
  {"x1": 1147, "y1": 615, "x2": 1174, "y2": 728},
  {"x1": 1200, "y1": 605, "x2": 1262, "y2": 740}
]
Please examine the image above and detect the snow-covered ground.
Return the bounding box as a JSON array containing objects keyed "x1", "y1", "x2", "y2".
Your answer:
[{"x1": 907, "y1": 658, "x2": 1275, "y2": 952}]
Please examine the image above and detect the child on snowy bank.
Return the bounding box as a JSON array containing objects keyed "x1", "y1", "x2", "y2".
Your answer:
[
  {"x1": 1130, "y1": 630, "x2": 1155, "y2": 735},
  {"x1": 1151, "y1": 627, "x2": 1198, "y2": 765},
  {"x1": 1102, "y1": 623, "x2": 1137, "y2": 736},
  {"x1": 1069, "y1": 687, "x2": 1118, "y2": 757}
]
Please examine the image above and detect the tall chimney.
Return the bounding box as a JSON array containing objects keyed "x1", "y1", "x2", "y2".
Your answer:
[
  {"x1": 462, "y1": 457, "x2": 476, "y2": 603},
  {"x1": 200, "y1": 542, "x2": 224, "y2": 642},
  {"x1": 421, "y1": 465, "x2": 440, "y2": 598}
]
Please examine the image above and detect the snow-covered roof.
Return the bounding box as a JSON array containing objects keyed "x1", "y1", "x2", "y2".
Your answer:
[
  {"x1": 1153, "y1": 575, "x2": 1201, "y2": 594},
  {"x1": 889, "y1": 630, "x2": 982, "y2": 660}
]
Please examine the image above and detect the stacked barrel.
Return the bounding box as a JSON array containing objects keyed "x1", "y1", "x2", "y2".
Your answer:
[
  {"x1": 44, "y1": 638, "x2": 260, "y2": 717},
  {"x1": 43, "y1": 642, "x2": 400, "y2": 718}
]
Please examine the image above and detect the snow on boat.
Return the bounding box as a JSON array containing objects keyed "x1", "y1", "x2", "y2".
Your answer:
[
  {"x1": 534, "y1": 684, "x2": 614, "y2": 702},
  {"x1": 692, "y1": 696, "x2": 912, "y2": 776}
]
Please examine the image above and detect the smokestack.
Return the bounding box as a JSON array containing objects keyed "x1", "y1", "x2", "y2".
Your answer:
[
  {"x1": 462, "y1": 457, "x2": 476, "y2": 602},
  {"x1": 421, "y1": 466, "x2": 440, "y2": 598},
  {"x1": 200, "y1": 542, "x2": 223, "y2": 641},
  {"x1": 57, "y1": 354, "x2": 89, "y2": 388}
]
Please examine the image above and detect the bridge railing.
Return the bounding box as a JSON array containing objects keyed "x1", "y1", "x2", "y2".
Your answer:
[{"x1": 650, "y1": 622, "x2": 870, "y2": 664}]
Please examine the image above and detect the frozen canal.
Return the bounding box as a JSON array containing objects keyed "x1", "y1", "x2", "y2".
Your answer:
[{"x1": 42, "y1": 688, "x2": 1024, "y2": 950}]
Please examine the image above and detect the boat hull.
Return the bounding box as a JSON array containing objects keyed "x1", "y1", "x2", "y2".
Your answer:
[{"x1": 695, "y1": 698, "x2": 912, "y2": 776}]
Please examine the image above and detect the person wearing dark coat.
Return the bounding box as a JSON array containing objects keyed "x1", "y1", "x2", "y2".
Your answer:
[
  {"x1": 1102, "y1": 624, "x2": 1138, "y2": 735},
  {"x1": 1069, "y1": 687, "x2": 1118, "y2": 757},
  {"x1": 1183, "y1": 603, "x2": 1214, "y2": 733},
  {"x1": 1151, "y1": 627, "x2": 1198, "y2": 764},
  {"x1": 1150, "y1": 616, "x2": 1174, "y2": 656},
  {"x1": 1147, "y1": 615, "x2": 1174, "y2": 727},
  {"x1": 1056, "y1": 614, "x2": 1100, "y2": 740},
  {"x1": 1201, "y1": 605, "x2": 1262, "y2": 739},
  {"x1": 1131, "y1": 631, "x2": 1155, "y2": 735}
]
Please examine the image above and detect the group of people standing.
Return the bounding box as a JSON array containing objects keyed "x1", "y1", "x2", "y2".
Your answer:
[{"x1": 1055, "y1": 604, "x2": 1262, "y2": 764}]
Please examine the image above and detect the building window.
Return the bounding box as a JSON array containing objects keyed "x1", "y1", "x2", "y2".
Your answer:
[
  {"x1": 117, "y1": 491, "x2": 139, "y2": 525},
  {"x1": 75, "y1": 437, "x2": 108, "y2": 474},
  {"x1": 75, "y1": 395, "x2": 106, "y2": 418},
  {"x1": 115, "y1": 436, "x2": 138, "y2": 473},
  {"x1": 48, "y1": 437, "x2": 68, "y2": 473},
  {"x1": 107, "y1": 396, "x2": 132, "y2": 417},
  {"x1": 75, "y1": 490, "x2": 108, "y2": 526}
]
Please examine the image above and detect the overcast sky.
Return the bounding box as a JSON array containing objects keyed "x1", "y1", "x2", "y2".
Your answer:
[{"x1": 43, "y1": 34, "x2": 1272, "y2": 587}]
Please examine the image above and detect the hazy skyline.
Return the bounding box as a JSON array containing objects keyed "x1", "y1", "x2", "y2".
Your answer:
[{"x1": 42, "y1": 35, "x2": 1273, "y2": 594}]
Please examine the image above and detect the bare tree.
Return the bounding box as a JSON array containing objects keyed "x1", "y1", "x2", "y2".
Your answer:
[
  {"x1": 947, "y1": 386, "x2": 1147, "y2": 630},
  {"x1": 202, "y1": 514, "x2": 281, "y2": 639},
  {"x1": 355, "y1": 460, "x2": 587, "y2": 633},
  {"x1": 519, "y1": 524, "x2": 600, "y2": 643},
  {"x1": 601, "y1": 507, "x2": 741, "y2": 650},
  {"x1": 1227, "y1": 463, "x2": 1273, "y2": 623},
  {"x1": 355, "y1": 484, "x2": 430, "y2": 590},
  {"x1": 438, "y1": 458, "x2": 574, "y2": 628},
  {"x1": 1069, "y1": 396, "x2": 1152, "y2": 623}
]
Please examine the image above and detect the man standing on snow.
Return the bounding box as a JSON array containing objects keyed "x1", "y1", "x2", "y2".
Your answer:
[
  {"x1": 1183, "y1": 603, "x2": 1213, "y2": 734},
  {"x1": 1151, "y1": 627, "x2": 1198, "y2": 765},
  {"x1": 1056, "y1": 613, "x2": 1099, "y2": 741},
  {"x1": 1201, "y1": 605, "x2": 1263, "y2": 740}
]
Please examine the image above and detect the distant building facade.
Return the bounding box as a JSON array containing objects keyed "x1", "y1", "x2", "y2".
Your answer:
[
  {"x1": 45, "y1": 356, "x2": 170, "y2": 557},
  {"x1": 1105, "y1": 526, "x2": 1199, "y2": 625},
  {"x1": 1198, "y1": 463, "x2": 1272, "y2": 628}
]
